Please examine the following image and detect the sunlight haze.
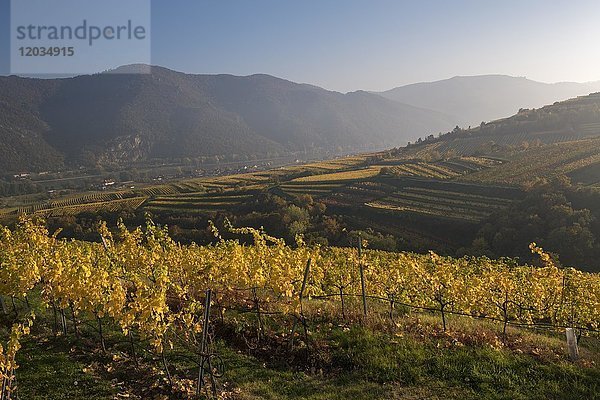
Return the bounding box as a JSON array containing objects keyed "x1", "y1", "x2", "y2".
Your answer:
[{"x1": 2, "y1": 0, "x2": 600, "y2": 91}]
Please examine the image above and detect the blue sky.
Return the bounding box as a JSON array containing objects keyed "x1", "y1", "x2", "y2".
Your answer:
[{"x1": 2, "y1": 0, "x2": 600, "y2": 92}]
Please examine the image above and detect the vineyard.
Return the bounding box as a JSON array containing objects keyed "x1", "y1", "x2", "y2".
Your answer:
[
  {"x1": 145, "y1": 192, "x2": 255, "y2": 215},
  {"x1": 463, "y1": 138, "x2": 600, "y2": 185},
  {"x1": 279, "y1": 182, "x2": 346, "y2": 199},
  {"x1": 381, "y1": 162, "x2": 460, "y2": 179},
  {"x1": 297, "y1": 156, "x2": 369, "y2": 171},
  {"x1": 4, "y1": 197, "x2": 149, "y2": 219},
  {"x1": 0, "y1": 155, "x2": 372, "y2": 222},
  {"x1": 366, "y1": 187, "x2": 514, "y2": 222},
  {"x1": 323, "y1": 181, "x2": 397, "y2": 207},
  {"x1": 0, "y1": 150, "x2": 520, "y2": 226},
  {"x1": 377, "y1": 157, "x2": 500, "y2": 179},
  {"x1": 0, "y1": 218, "x2": 599, "y2": 398},
  {"x1": 581, "y1": 122, "x2": 600, "y2": 136},
  {"x1": 5, "y1": 192, "x2": 139, "y2": 216},
  {"x1": 292, "y1": 166, "x2": 383, "y2": 183},
  {"x1": 431, "y1": 130, "x2": 597, "y2": 156},
  {"x1": 38, "y1": 198, "x2": 149, "y2": 217},
  {"x1": 290, "y1": 157, "x2": 496, "y2": 184},
  {"x1": 400, "y1": 92, "x2": 600, "y2": 161}
]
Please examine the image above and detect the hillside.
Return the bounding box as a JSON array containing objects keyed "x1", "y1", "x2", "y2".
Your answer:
[
  {"x1": 0, "y1": 66, "x2": 454, "y2": 172},
  {"x1": 460, "y1": 138, "x2": 600, "y2": 185},
  {"x1": 4, "y1": 90, "x2": 600, "y2": 271},
  {"x1": 396, "y1": 92, "x2": 600, "y2": 161},
  {"x1": 380, "y1": 75, "x2": 600, "y2": 127},
  {"x1": 2, "y1": 219, "x2": 599, "y2": 400}
]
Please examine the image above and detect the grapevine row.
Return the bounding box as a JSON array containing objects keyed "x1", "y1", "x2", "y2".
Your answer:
[{"x1": 0, "y1": 218, "x2": 599, "y2": 394}]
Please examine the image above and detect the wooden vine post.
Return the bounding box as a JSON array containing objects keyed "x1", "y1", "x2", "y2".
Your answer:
[
  {"x1": 0, "y1": 296, "x2": 7, "y2": 315},
  {"x1": 197, "y1": 289, "x2": 212, "y2": 394},
  {"x1": 291, "y1": 258, "x2": 311, "y2": 347},
  {"x1": 358, "y1": 234, "x2": 368, "y2": 318}
]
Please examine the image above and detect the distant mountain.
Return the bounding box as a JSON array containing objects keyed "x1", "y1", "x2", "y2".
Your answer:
[
  {"x1": 379, "y1": 75, "x2": 600, "y2": 127},
  {"x1": 0, "y1": 65, "x2": 454, "y2": 172}
]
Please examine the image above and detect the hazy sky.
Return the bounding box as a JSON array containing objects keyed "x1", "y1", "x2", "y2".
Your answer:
[{"x1": 2, "y1": 0, "x2": 600, "y2": 92}]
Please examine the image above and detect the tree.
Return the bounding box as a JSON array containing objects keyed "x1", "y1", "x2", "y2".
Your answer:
[
  {"x1": 469, "y1": 177, "x2": 599, "y2": 269},
  {"x1": 281, "y1": 205, "x2": 310, "y2": 238}
]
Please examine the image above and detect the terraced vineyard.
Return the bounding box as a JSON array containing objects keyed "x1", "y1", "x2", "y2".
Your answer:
[
  {"x1": 250, "y1": 156, "x2": 368, "y2": 181},
  {"x1": 31, "y1": 197, "x2": 148, "y2": 217},
  {"x1": 9, "y1": 192, "x2": 130, "y2": 214},
  {"x1": 324, "y1": 181, "x2": 397, "y2": 207},
  {"x1": 443, "y1": 131, "x2": 595, "y2": 154},
  {"x1": 200, "y1": 173, "x2": 270, "y2": 187},
  {"x1": 135, "y1": 157, "x2": 502, "y2": 214},
  {"x1": 144, "y1": 191, "x2": 254, "y2": 214},
  {"x1": 464, "y1": 138, "x2": 600, "y2": 185},
  {"x1": 366, "y1": 186, "x2": 515, "y2": 222},
  {"x1": 301, "y1": 155, "x2": 368, "y2": 171},
  {"x1": 1, "y1": 192, "x2": 146, "y2": 217},
  {"x1": 293, "y1": 166, "x2": 383, "y2": 183},
  {"x1": 1, "y1": 149, "x2": 512, "y2": 221},
  {"x1": 43, "y1": 192, "x2": 131, "y2": 209},
  {"x1": 383, "y1": 162, "x2": 462, "y2": 179},
  {"x1": 401, "y1": 128, "x2": 600, "y2": 161},
  {"x1": 581, "y1": 122, "x2": 600, "y2": 135},
  {"x1": 379, "y1": 157, "x2": 501, "y2": 179},
  {"x1": 0, "y1": 208, "x2": 16, "y2": 218},
  {"x1": 134, "y1": 185, "x2": 180, "y2": 197},
  {"x1": 130, "y1": 155, "x2": 510, "y2": 220},
  {"x1": 134, "y1": 173, "x2": 268, "y2": 197},
  {"x1": 278, "y1": 182, "x2": 345, "y2": 198}
]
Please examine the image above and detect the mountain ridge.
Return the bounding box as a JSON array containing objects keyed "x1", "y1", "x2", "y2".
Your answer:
[
  {"x1": 4, "y1": 65, "x2": 600, "y2": 174},
  {"x1": 380, "y1": 75, "x2": 600, "y2": 127},
  {"x1": 0, "y1": 65, "x2": 454, "y2": 172}
]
